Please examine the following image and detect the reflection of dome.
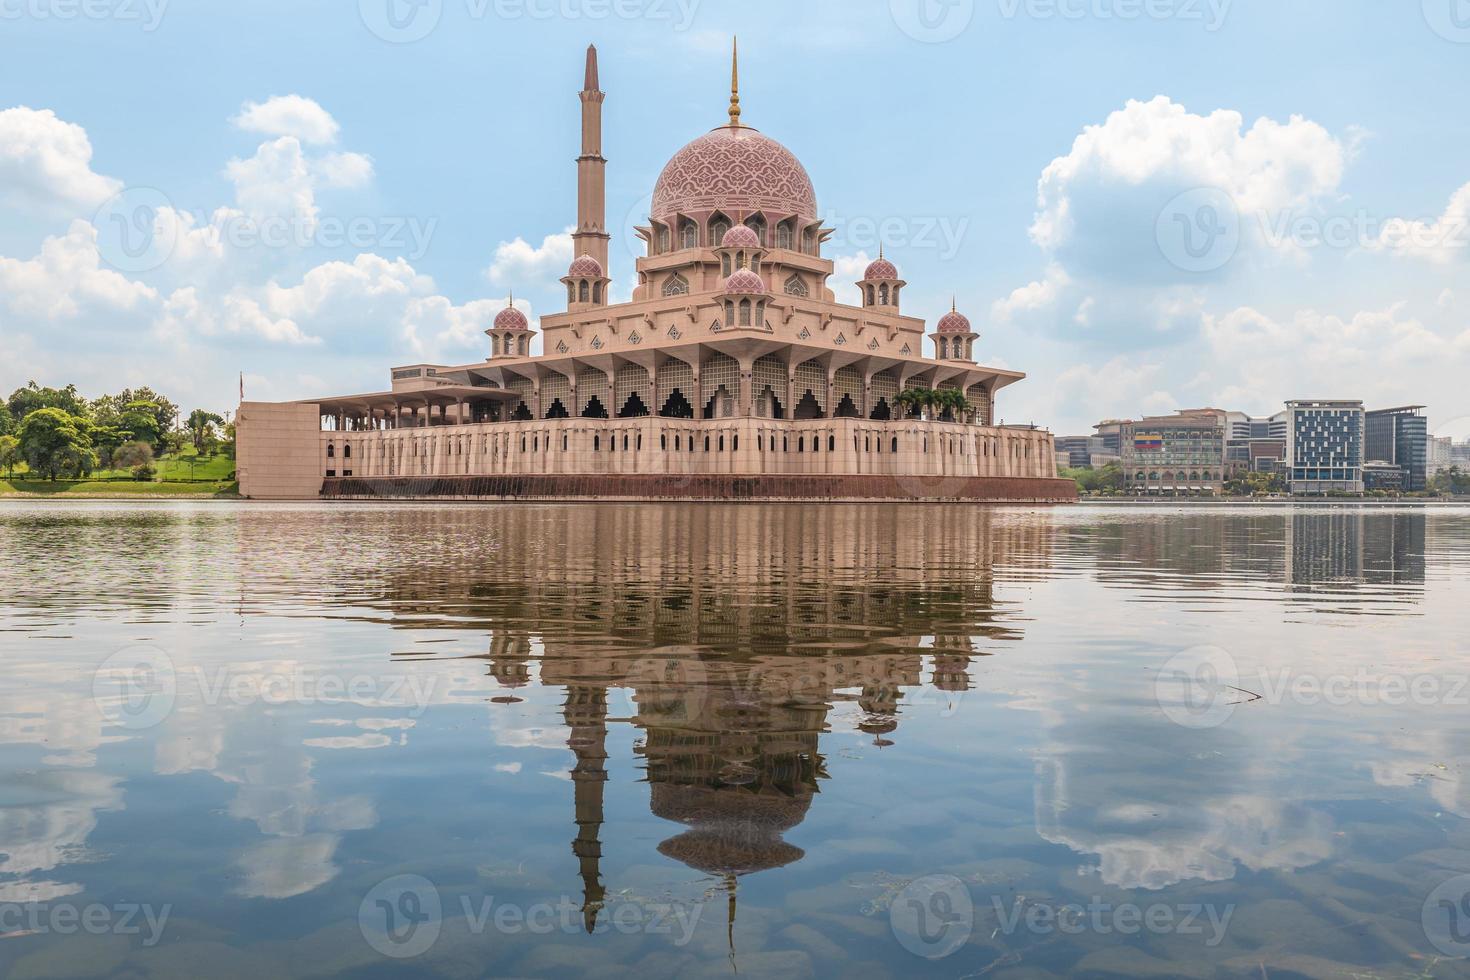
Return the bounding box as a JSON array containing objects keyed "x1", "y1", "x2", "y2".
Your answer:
[
  {"x1": 650, "y1": 783, "x2": 811, "y2": 874},
  {"x1": 652, "y1": 126, "x2": 817, "y2": 223},
  {"x1": 566, "y1": 254, "x2": 604, "y2": 278},
  {"x1": 719, "y1": 225, "x2": 761, "y2": 249},
  {"x1": 494, "y1": 305, "x2": 528, "y2": 331},
  {"x1": 937, "y1": 305, "x2": 972, "y2": 334},
  {"x1": 723, "y1": 269, "x2": 767, "y2": 295},
  {"x1": 864, "y1": 256, "x2": 898, "y2": 280}
]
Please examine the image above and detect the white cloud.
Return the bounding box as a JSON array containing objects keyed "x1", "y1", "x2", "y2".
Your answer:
[
  {"x1": 485, "y1": 229, "x2": 574, "y2": 287},
  {"x1": 0, "y1": 107, "x2": 122, "y2": 215},
  {"x1": 1370, "y1": 181, "x2": 1470, "y2": 264},
  {"x1": 0, "y1": 220, "x2": 156, "y2": 318},
  {"x1": 827, "y1": 252, "x2": 871, "y2": 306},
  {"x1": 232, "y1": 95, "x2": 341, "y2": 146}
]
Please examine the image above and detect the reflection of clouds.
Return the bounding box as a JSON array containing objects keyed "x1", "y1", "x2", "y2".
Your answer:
[
  {"x1": 1371, "y1": 731, "x2": 1470, "y2": 819},
  {"x1": 235, "y1": 833, "x2": 343, "y2": 900},
  {"x1": 0, "y1": 662, "x2": 117, "y2": 768},
  {"x1": 1031, "y1": 715, "x2": 1333, "y2": 890},
  {"x1": 0, "y1": 769, "x2": 124, "y2": 900},
  {"x1": 304, "y1": 734, "x2": 392, "y2": 750}
]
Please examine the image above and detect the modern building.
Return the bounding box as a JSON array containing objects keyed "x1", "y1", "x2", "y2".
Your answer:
[
  {"x1": 1224, "y1": 411, "x2": 1288, "y2": 473},
  {"x1": 1093, "y1": 420, "x2": 1126, "y2": 457},
  {"x1": 1364, "y1": 406, "x2": 1427, "y2": 491},
  {"x1": 1055, "y1": 435, "x2": 1113, "y2": 469},
  {"x1": 1120, "y1": 408, "x2": 1228, "y2": 495},
  {"x1": 1429, "y1": 435, "x2": 1454, "y2": 479},
  {"x1": 236, "y1": 44, "x2": 1069, "y2": 502},
  {"x1": 1363, "y1": 461, "x2": 1406, "y2": 491},
  {"x1": 1286, "y1": 400, "x2": 1365, "y2": 494}
]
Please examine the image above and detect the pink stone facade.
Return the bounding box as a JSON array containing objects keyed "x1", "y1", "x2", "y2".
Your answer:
[{"x1": 237, "y1": 43, "x2": 1066, "y2": 502}]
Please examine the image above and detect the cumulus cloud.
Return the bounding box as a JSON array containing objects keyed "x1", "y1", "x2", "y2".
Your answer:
[
  {"x1": 1370, "y1": 180, "x2": 1470, "y2": 264},
  {"x1": 485, "y1": 229, "x2": 573, "y2": 287},
  {"x1": 0, "y1": 106, "x2": 122, "y2": 214},
  {"x1": 1028, "y1": 96, "x2": 1347, "y2": 284},
  {"x1": 232, "y1": 95, "x2": 341, "y2": 146},
  {"x1": 0, "y1": 220, "x2": 156, "y2": 318}
]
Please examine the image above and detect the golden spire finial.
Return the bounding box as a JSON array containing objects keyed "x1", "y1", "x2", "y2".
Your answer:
[{"x1": 728, "y1": 37, "x2": 742, "y2": 127}]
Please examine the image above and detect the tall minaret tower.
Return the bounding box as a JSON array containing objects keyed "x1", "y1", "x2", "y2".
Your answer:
[{"x1": 574, "y1": 45, "x2": 610, "y2": 280}]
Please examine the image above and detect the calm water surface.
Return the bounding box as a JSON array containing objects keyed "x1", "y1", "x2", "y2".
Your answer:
[{"x1": 1, "y1": 502, "x2": 1469, "y2": 978}]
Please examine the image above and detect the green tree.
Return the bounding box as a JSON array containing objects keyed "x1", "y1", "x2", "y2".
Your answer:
[
  {"x1": 8, "y1": 382, "x2": 88, "y2": 422},
  {"x1": 118, "y1": 401, "x2": 163, "y2": 449},
  {"x1": 0, "y1": 434, "x2": 18, "y2": 479},
  {"x1": 1429, "y1": 466, "x2": 1470, "y2": 495},
  {"x1": 187, "y1": 409, "x2": 225, "y2": 452},
  {"x1": 17, "y1": 408, "x2": 97, "y2": 481},
  {"x1": 0, "y1": 402, "x2": 13, "y2": 436}
]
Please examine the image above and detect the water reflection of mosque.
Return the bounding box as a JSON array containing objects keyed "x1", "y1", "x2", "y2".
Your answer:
[{"x1": 377, "y1": 505, "x2": 1053, "y2": 930}]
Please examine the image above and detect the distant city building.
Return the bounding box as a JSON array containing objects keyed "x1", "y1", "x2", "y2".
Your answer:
[
  {"x1": 1363, "y1": 461, "x2": 1406, "y2": 491},
  {"x1": 1224, "y1": 410, "x2": 1288, "y2": 473},
  {"x1": 1429, "y1": 435, "x2": 1454, "y2": 478},
  {"x1": 1121, "y1": 408, "x2": 1227, "y2": 494},
  {"x1": 1056, "y1": 435, "x2": 1116, "y2": 469},
  {"x1": 1286, "y1": 400, "x2": 1365, "y2": 494},
  {"x1": 1093, "y1": 420, "x2": 1126, "y2": 457},
  {"x1": 1364, "y1": 406, "x2": 1427, "y2": 491}
]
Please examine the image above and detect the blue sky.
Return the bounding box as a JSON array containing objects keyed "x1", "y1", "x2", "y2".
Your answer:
[{"x1": 3, "y1": 0, "x2": 1469, "y2": 435}]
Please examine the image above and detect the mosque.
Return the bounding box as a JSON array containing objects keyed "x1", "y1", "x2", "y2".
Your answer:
[{"x1": 236, "y1": 43, "x2": 1070, "y2": 501}]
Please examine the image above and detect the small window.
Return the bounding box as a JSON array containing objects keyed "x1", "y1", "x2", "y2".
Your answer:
[
  {"x1": 326, "y1": 444, "x2": 335, "y2": 458},
  {"x1": 343, "y1": 444, "x2": 352, "y2": 458}
]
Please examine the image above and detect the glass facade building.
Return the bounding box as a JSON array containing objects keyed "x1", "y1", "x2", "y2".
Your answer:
[
  {"x1": 1364, "y1": 406, "x2": 1428, "y2": 492},
  {"x1": 1287, "y1": 400, "x2": 1365, "y2": 493}
]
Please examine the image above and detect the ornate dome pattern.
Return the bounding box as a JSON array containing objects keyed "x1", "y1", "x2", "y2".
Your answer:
[
  {"x1": 494, "y1": 305, "x2": 529, "y2": 331},
  {"x1": 566, "y1": 254, "x2": 604, "y2": 278},
  {"x1": 719, "y1": 224, "x2": 761, "y2": 248},
  {"x1": 864, "y1": 256, "x2": 898, "y2": 280},
  {"x1": 653, "y1": 126, "x2": 817, "y2": 223},
  {"x1": 936, "y1": 307, "x2": 972, "y2": 334},
  {"x1": 723, "y1": 269, "x2": 768, "y2": 294}
]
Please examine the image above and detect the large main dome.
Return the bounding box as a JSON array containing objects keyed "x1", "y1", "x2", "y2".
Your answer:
[{"x1": 652, "y1": 125, "x2": 817, "y2": 224}]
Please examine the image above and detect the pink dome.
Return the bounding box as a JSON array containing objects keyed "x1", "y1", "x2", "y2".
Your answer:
[
  {"x1": 494, "y1": 305, "x2": 529, "y2": 331},
  {"x1": 652, "y1": 125, "x2": 817, "y2": 223},
  {"x1": 722, "y1": 269, "x2": 768, "y2": 295},
  {"x1": 566, "y1": 254, "x2": 604, "y2": 278},
  {"x1": 936, "y1": 307, "x2": 972, "y2": 334},
  {"x1": 864, "y1": 256, "x2": 898, "y2": 280},
  {"x1": 719, "y1": 225, "x2": 761, "y2": 248}
]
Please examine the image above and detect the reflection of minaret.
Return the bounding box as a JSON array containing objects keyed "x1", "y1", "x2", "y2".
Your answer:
[
  {"x1": 564, "y1": 684, "x2": 608, "y2": 932},
  {"x1": 487, "y1": 633, "x2": 533, "y2": 697},
  {"x1": 932, "y1": 636, "x2": 974, "y2": 694},
  {"x1": 574, "y1": 45, "x2": 610, "y2": 281}
]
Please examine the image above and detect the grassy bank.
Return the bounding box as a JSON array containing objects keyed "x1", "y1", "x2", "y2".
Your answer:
[{"x1": 0, "y1": 478, "x2": 239, "y2": 498}]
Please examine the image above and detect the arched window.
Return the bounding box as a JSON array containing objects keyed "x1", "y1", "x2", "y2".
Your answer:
[
  {"x1": 866, "y1": 285, "x2": 876, "y2": 307},
  {"x1": 326, "y1": 444, "x2": 335, "y2": 458},
  {"x1": 739, "y1": 299, "x2": 752, "y2": 326},
  {"x1": 803, "y1": 229, "x2": 815, "y2": 254},
  {"x1": 784, "y1": 274, "x2": 808, "y2": 297},
  {"x1": 567, "y1": 283, "x2": 576, "y2": 304},
  {"x1": 343, "y1": 444, "x2": 352, "y2": 458},
  {"x1": 777, "y1": 222, "x2": 793, "y2": 249},
  {"x1": 755, "y1": 301, "x2": 766, "y2": 327},
  {"x1": 745, "y1": 216, "x2": 766, "y2": 245},
  {"x1": 662, "y1": 273, "x2": 690, "y2": 296},
  {"x1": 593, "y1": 282, "x2": 603, "y2": 303},
  {"x1": 657, "y1": 227, "x2": 670, "y2": 253},
  {"x1": 710, "y1": 217, "x2": 730, "y2": 246},
  {"x1": 879, "y1": 284, "x2": 890, "y2": 305},
  {"x1": 724, "y1": 300, "x2": 735, "y2": 325},
  {"x1": 578, "y1": 280, "x2": 590, "y2": 302},
  {"x1": 680, "y1": 221, "x2": 697, "y2": 249},
  {"x1": 721, "y1": 253, "x2": 733, "y2": 277}
]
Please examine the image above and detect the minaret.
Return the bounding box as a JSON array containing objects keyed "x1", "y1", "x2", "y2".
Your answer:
[{"x1": 574, "y1": 45, "x2": 610, "y2": 281}]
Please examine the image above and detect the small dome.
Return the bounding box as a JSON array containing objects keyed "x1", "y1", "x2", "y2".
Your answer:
[
  {"x1": 723, "y1": 269, "x2": 768, "y2": 294},
  {"x1": 566, "y1": 254, "x2": 604, "y2": 278},
  {"x1": 936, "y1": 305, "x2": 972, "y2": 334},
  {"x1": 720, "y1": 225, "x2": 762, "y2": 249},
  {"x1": 864, "y1": 256, "x2": 898, "y2": 280},
  {"x1": 494, "y1": 304, "x2": 529, "y2": 331}
]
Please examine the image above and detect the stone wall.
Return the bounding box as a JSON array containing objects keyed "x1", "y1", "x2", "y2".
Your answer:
[{"x1": 237, "y1": 401, "x2": 324, "y2": 499}]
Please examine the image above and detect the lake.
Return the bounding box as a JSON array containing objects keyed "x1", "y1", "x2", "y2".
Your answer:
[{"x1": 1, "y1": 502, "x2": 1467, "y2": 978}]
